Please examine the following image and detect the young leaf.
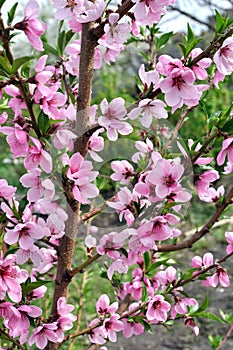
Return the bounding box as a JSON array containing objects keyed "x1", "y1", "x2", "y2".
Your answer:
[
  {"x1": 143, "y1": 251, "x2": 150, "y2": 271},
  {"x1": 0, "y1": 55, "x2": 11, "y2": 74},
  {"x1": 22, "y1": 280, "x2": 52, "y2": 297},
  {"x1": 7, "y1": 2, "x2": 18, "y2": 25},
  {"x1": 65, "y1": 29, "x2": 75, "y2": 47},
  {"x1": 156, "y1": 31, "x2": 173, "y2": 50},
  {"x1": 43, "y1": 42, "x2": 58, "y2": 56},
  {"x1": 215, "y1": 10, "x2": 225, "y2": 33},
  {"x1": 57, "y1": 30, "x2": 66, "y2": 55},
  {"x1": 0, "y1": 0, "x2": 7, "y2": 9},
  {"x1": 11, "y1": 56, "x2": 34, "y2": 74}
]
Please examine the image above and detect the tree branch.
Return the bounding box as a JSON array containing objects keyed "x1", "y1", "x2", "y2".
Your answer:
[
  {"x1": 216, "y1": 323, "x2": 233, "y2": 350},
  {"x1": 158, "y1": 186, "x2": 233, "y2": 252}
]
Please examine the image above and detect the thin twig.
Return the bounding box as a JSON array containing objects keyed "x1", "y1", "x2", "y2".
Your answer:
[
  {"x1": 158, "y1": 186, "x2": 233, "y2": 252},
  {"x1": 216, "y1": 323, "x2": 233, "y2": 350},
  {"x1": 0, "y1": 328, "x2": 26, "y2": 350}
]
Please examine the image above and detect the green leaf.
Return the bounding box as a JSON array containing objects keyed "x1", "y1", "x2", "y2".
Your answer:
[
  {"x1": 142, "y1": 284, "x2": 148, "y2": 302},
  {"x1": 7, "y1": 2, "x2": 18, "y2": 25},
  {"x1": 198, "y1": 311, "x2": 226, "y2": 323},
  {"x1": 219, "y1": 309, "x2": 233, "y2": 323},
  {"x1": 215, "y1": 10, "x2": 225, "y2": 33},
  {"x1": 65, "y1": 29, "x2": 75, "y2": 47},
  {"x1": 22, "y1": 280, "x2": 52, "y2": 297},
  {"x1": 191, "y1": 295, "x2": 210, "y2": 316},
  {"x1": 147, "y1": 258, "x2": 169, "y2": 274},
  {"x1": 140, "y1": 320, "x2": 153, "y2": 334},
  {"x1": 207, "y1": 111, "x2": 222, "y2": 127},
  {"x1": 38, "y1": 110, "x2": 49, "y2": 135},
  {"x1": 0, "y1": 55, "x2": 11, "y2": 74},
  {"x1": 0, "y1": 212, "x2": 6, "y2": 223},
  {"x1": 156, "y1": 31, "x2": 173, "y2": 50},
  {"x1": 57, "y1": 30, "x2": 66, "y2": 55},
  {"x1": 11, "y1": 56, "x2": 34, "y2": 74},
  {"x1": 0, "y1": 0, "x2": 7, "y2": 9},
  {"x1": 143, "y1": 251, "x2": 150, "y2": 271},
  {"x1": 187, "y1": 23, "x2": 195, "y2": 41},
  {"x1": 178, "y1": 43, "x2": 187, "y2": 57},
  {"x1": 43, "y1": 42, "x2": 58, "y2": 56},
  {"x1": 4, "y1": 246, "x2": 19, "y2": 257}
]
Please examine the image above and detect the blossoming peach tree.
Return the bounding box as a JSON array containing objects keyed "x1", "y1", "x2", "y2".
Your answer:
[{"x1": 0, "y1": 0, "x2": 233, "y2": 349}]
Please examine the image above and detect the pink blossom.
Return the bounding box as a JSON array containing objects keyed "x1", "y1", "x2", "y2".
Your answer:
[
  {"x1": 24, "y1": 137, "x2": 53, "y2": 173},
  {"x1": 96, "y1": 294, "x2": 118, "y2": 316},
  {"x1": 5, "y1": 219, "x2": 50, "y2": 250},
  {"x1": 0, "y1": 112, "x2": 7, "y2": 124},
  {"x1": 128, "y1": 98, "x2": 168, "y2": 128},
  {"x1": 16, "y1": 245, "x2": 42, "y2": 265},
  {"x1": 88, "y1": 130, "x2": 104, "y2": 162},
  {"x1": 97, "y1": 231, "x2": 127, "y2": 258},
  {"x1": 42, "y1": 92, "x2": 67, "y2": 119},
  {"x1": 156, "y1": 54, "x2": 184, "y2": 76},
  {"x1": 126, "y1": 268, "x2": 153, "y2": 300},
  {"x1": 74, "y1": 0, "x2": 105, "y2": 23},
  {"x1": 20, "y1": 168, "x2": 55, "y2": 202},
  {"x1": 64, "y1": 152, "x2": 99, "y2": 204},
  {"x1": 213, "y1": 37, "x2": 233, "y2": 76},
  {"x1": 36, "y1": 247, "x2": 57, "y2": 274},
  {"x1": 110, "y1": 160, "x2": 134, "y2": 184},
  {"x1": 28, "y1": 322, "x2": 58, "y2": 349},
  {"x1": 88, "y1": 319, "x2": 106, "y2": 345},
  {"x1": 122, "y1": 303, "x2": 144, "y2": 338},
  {"x1": 196, "y1": 170, "x2": 219, "y2": 199},
  {"x1": 199, "y1": 185, "x2": 224, "y2": 203},
  {"x1": 101, "y1": 314, "x2": 124, "y2": 342},
  {"x1": 225, "y1": 231, "x2": 233, "y2": 254},
  {"x1": 107, "y1": 187, "x2": 137, "y2": 226},
  {"x1": 85, "y1": 235, "x2": 97, "y2": 248},
  {"x1": 98, "y1": 36, "x2": 125, "y2": 65},
  {"x1": 56, "y1": 297, "x2": 77, "y2": 341},
  {"x1": 189, "y1": 48, "x2": 212, "y2": 80},
  {"x1": 8, "y1": 304, "x2": 42, "y2": 344},
  {"x1": 210, "y1": 266, "x2": 230, "y2": 288},
  {"x1": 0, "y1": 125, "x2": 28, "y2": 157},
  {"x1": 107, "y1": 259, "x2": 128, "y2": 280},
  {"x1": 217, "y1": 137, "x2": 233, "y2": 166},
  {"x1": 0, "y1": 254, "x2": 28, "y2": 302},
  {"x1": 52, "y1": 0, "x2": 85, "y2": 20},
  {"x1": 104, "y1": 13, "x2": 131, "y2": 45},
  {"x1": 32, "y1": 55, "x2": 59, "y2": 101},
  {"x1": 53, "y1": 127, "x2": 76, "y2": 150},
  {"x1": 171, "y1": 297, "x2": 197, "y2": 319},
  {"x1": 0, "y1": 301, "x2": 20, "y2": 328},
  {"x1": 160, "y1": 68, "x2": 200, "y2": 112},
  {"x1": 185, "y1": 317, "x2": 199, "y2": 336},
  {"x1": 146, "y1": 295, "x2": 171, "y2": 322},
  {"x1": 133, "y1": 0, "x2": 174, "y2": 26},
  {"x1": 14, "y1": 0, "x2": 46, "y2": 51},
  {"x1": 156, "y1": 266, "x2": 177, "y2": 287},
  {"x1": 65, "y1": 40, "x2": 102, "y2": 75},
  {"x1": 0, "y1": 179, "x2": 16, "y2": 199},
  {"x1": 132, "y1": 138, "x2": 160, "y2": 163},
  {"x1": 26, "y1": 285, "x2": 47, "y2": 301},
  {"x1": 98, "y1": 97, "x2": 133, "y2": 141},
  {"x1": 147, "y1": 158, "x2": 184, "y2": 198},
  {"x1": 4, "y1": 85, "x2": 27, "y2": 117},
  {"x1": 192, "y1": 252, "x2": 214, "y2": 269},
  {"x1": 138, "y1": 64, "x2": 161, "y2": 91},
  {"x1": 213, "y1": 70, "x2": 225, "y2": 88}
]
